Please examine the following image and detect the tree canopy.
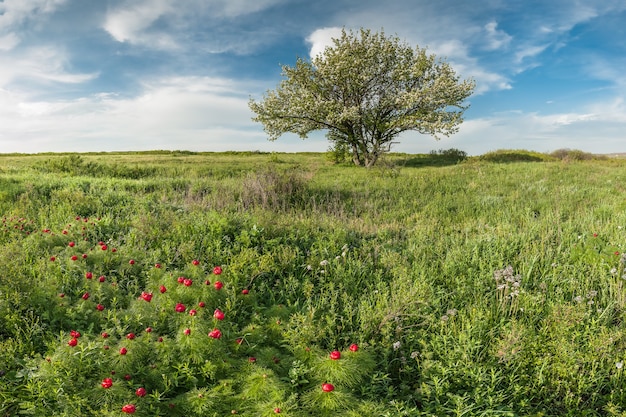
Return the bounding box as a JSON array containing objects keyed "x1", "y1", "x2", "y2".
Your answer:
[{"x1": 249, "y1": 28, "x2": 475, "y2": 167}]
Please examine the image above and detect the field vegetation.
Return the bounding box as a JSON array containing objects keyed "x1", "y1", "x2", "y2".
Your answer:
[{"x1": 1, "y1": 149, "x2": 626, "y2": 416}]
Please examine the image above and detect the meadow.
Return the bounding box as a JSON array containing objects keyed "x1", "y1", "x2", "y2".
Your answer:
[{"x1": 1, "y1": 150, "x2": 626, "y2": 416}]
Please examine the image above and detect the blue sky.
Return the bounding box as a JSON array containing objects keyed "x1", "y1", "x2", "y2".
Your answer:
[{"x1": 1, "y1": 0, "x2": 625, "y2": 155}]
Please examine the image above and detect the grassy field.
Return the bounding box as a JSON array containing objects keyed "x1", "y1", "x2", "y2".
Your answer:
[{"x1": 2, "y1": 151, "x2": 626, "y2": 416}]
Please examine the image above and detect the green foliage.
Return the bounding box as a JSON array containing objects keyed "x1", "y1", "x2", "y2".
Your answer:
[
  {"x1": 2, "y1": 151, "x2": 626, "y2": 415},
  {"x1": 550, "y1": 148, "x2": 608, "y2": 161},
  {"x1": 249, "y1": 28, "x2": 475, "y2": 167}
]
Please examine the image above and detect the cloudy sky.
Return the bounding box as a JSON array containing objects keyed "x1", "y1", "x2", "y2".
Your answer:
[{"x1": 1, "y1": 0, "x2": 625, "y2": 155}]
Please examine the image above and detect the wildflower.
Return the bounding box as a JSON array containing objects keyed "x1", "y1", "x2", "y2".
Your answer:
[
  {"x1": 349, "y1": 343, "x2": 359, "y2": 352},
  {"x1": 329, "y1": 350, "x2": 341, "y2": 360},
  {"x1": 141, "y1": 292, "x2": 153, "y2": 302},
  {"x1": 320, "y1": 260, "x2": 329, "y2": 266},
  {"x1": 393, "y1": 341, "x2": 401, "y2": 351},
  {"x1": 175, "y1": 303, "x2": 186, "y2": 313},
  {"x1": 213, "y1": 309, "x2": 225, "y2": 320},
  {"x1": 208, "y1": 328, "x2": 222, "y2": 339},
  {"x1": 213, "y1": 266, "x2": 222, "y2": 275},
  {"x1": 121, "y1": 404, "x2": 136, "y2": 414},
  {"x1": 617, "y1": 361, "x2": 624, "y2": 370},
  {"x1": 321, "y1": 383, "x2": 334, "y2": 392},
  {"x1": 410, "y1": 351, "x2": 419, "y2": 359},
  {"x1": 101, "y1": 378, "x2": 113, "y2": 389},
  {"x1": 136, "y1": 387, "x2": 147, "y2": 397}
]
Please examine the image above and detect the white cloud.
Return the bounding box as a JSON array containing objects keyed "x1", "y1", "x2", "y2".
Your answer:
[
  {"x1": 306, "y1": 27, "x2": 343, "y2": 59},
  {"x1": 104, "y1": 0, "x2": 289, "y2": 51},
  {"x1": 483, "y1": 21, "x2": 512, "y2": 51},
  {"x1": 0, "y1": 76, "x2": 258, "y2": 152},
  {"x1": 103, "y1": 0, "x2": 175, "y2": 47},
  {"x1": 0, "y1": 46, "x2": 98, "y2": 89},
  {"x1": 0, "y1": 33, "x2": 20, "y2": 51},
  {"x1": 0, "y1": 0, "x2": 67, "y2": 29}
]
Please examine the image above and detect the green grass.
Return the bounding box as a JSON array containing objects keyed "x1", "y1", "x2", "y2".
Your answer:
[{"x1": 2, "y1": 151, "x2": 626, "y2": 416}]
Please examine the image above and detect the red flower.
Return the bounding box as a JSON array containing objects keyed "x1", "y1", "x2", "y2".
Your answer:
[
  {"x1": 68, "y1": 241, "x2": 75, "y2": 247},
  {"x1": 96, "y1": 304, "x2": 105, "y2": 311},
  {"x1": 70, "y1": 330, "x2": 81, "y2": 338},
  {"x1": 126, "y1": 333, "x2": 136, "y2": 340},
  {"x1": 101, "y1": 332, "x2": 109, "y2": 338},
  {"x1": 213, "y1": 308, "x2": 225, "y2": 320},
  {"x1": 121, "y1": 404, "x2": 136, "y2": 414},
  {"x1": 177, "y1": 276, "x2": 185, "y2": 284},
  {"x1": 321, "y1": 383, "x2": 335, "y2": 392},
  {"x1": 248, "y1": 357, "x2": 256, "y2": 363},
  {"x1": 189, "y1": 309, "x2": 197, "y2": 316},
  {"x1": 129, "y1": 259, "x2": 135, "y2": 265},
  {"x1": 145, "y1": 327, "x2": 152, "y2": 333},
  {"x1": 58, "y1": 293, "x2": 65, "y2": 298},
  {"x1": 101, "y1": 378, "x2": 113, "y2": 389},
  {"x1": 119, "y1": 347, "x2": 128, "y2": 355},
  {"x1": 101, "y1": 244, "x2": 107, "y2": 251},
  {"x1": 81, "y1": 253, "x2": 87, "y2": 259},
  {"x1": 329, "y1": 350, "x2": 341, "y2": 360},
  {"x1": 198, "y1": 301, "x2": 206, "y2": 308},
  {"x1": 175, "y1": 303, "x2": 186, "y2": 313},
  {"x1": 184, "y1": 328, "x2": 191, "y2": 336},
  {"x1": 85, "y1": 272, "x2": 93, "y2": 279},
  {"x1": 241, "y1": 289, "x2": 249, "y2": 295},
  {"x1": 213, "y1": 266, "x2": 223, "y2": 275},
  {"x1": 68, "y1": 338, "x2": 78, "y2": 347},
  {"x1": 124, "y1": 374, "x2": 132, "y2": 381},
  {"x1": 159, "y1": 285, "x2": 167, "y2": 293},
  {"x1": 208, "y1": 328, "x2": 222, "y2": 339},
  {"x1": 274, "y1": 408, "x2": 281, "y2": 414},
  {"x1": 50, "y1": 256, "x2": 56, "y2": 262},
  {"x1": 141, "y1": 292, "x2": 153, "y2": 302},
  {"x1": 349, "y1": 344, "x2": 359, "y2": 352},
  {"x1": 82, "y1": 292, "x2": 90, "y2": 300},
  {"x1": 98, "y1": 275, "x2": 106, "y2": 282},
  {"x1": 183, "y1": 278, "x2": 193, "y2": 287},
  {"x1": 204, "y1": 280, "x2": 211, "y2": 285},
  {"x1": 71, "y1": 255, "x2": 78, "y2": 261},
  {"x1": 135, "y1": 387, "x2": 147, "y2": 397},
  {"x1": 192, "y1": 259, "x2": 200, "y2": 266},
  {"x1": 214, "y1": 281, "x2": 223, "y2": 291},
  {"x1": 154, "y1": 263, "x2": 162, "y2": 268}
]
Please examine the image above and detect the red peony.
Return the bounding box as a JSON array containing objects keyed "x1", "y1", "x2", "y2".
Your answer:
[{"x1": 208, "y1": 328, "x2": 222, "y2": 339}]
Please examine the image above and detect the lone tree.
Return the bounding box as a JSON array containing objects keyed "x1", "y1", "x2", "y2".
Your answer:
[{"x1": 249, "y1": 28, "x2": 475, "y2": 167}]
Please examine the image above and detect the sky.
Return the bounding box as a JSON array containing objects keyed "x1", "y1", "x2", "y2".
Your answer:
[{"x1": 1, "y1": 0, "x2": 625, "y2": 156}]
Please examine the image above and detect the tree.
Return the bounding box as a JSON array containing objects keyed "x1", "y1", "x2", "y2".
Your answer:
[{"x1": 249, "y1": 28, "x2": 475, "y2": 167}]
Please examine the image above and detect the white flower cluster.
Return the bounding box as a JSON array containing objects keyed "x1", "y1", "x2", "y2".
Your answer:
[{"x1": 494, "y1": 265, "x2": 522, "y2": 298}]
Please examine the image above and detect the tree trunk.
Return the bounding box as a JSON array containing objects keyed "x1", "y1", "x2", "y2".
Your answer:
[{"x1": 351, "y1": 144, "x2": 363, "y2": 166}]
